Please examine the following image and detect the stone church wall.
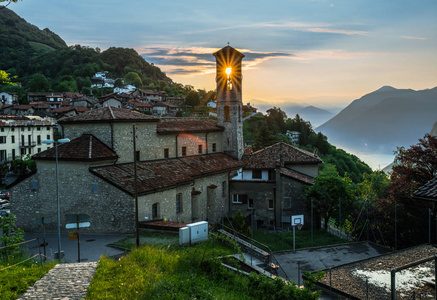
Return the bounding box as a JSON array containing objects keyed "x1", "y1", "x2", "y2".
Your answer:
[{"x1": 10, "y1": 160, "x2": 135, "y2": 234}]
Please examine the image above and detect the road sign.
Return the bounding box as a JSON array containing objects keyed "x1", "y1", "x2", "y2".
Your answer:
[
  {"x1": 69, "y1": 236, "x2": 78, "y2": 240},
  {"x1": 33, "y1": 217, "x2": 53, "y2": 224},
  {"x1": 69, "y1": 231, "x2": 78, "y2": 237},
  {"x1": 66, "y1": 214, "x2": 90, "y2": 223},
  {"x1": 66, "y1": 222, "x2": 90, "y2": 229}
]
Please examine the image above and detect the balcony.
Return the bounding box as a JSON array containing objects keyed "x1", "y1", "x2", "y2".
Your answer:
[{"x1": 19, "y1": 141, "x2": 37, "y2": 148}]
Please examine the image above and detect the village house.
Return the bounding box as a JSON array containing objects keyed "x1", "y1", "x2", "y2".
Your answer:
[
  {"x1": 0, "y1": 91, "x2": 19, "y2": 106},
  {"x1": 9, "y1": 46, "x2": 320, "y2": 234}
]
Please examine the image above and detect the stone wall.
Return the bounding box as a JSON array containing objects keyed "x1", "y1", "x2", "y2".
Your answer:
[
  {"x1": 138, "y1": 172, "x2": 229, "y2": 225},
  {"x1": 289, "y1": 164, "x2": 319, "y2": 178},
  {"x1": 10, "y1": 160, "x2": 135, "y2": 234}
]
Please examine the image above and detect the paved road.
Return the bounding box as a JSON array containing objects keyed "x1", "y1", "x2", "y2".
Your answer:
[{"x1": 24, "y1": 232, "x2": 129, "y2": 263}]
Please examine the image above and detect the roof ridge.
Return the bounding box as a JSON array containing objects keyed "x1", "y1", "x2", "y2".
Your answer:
[
  {"x1": 108, "y1": 106, "x2": 115, "y2": 120},
  {"x1": 88, "y1": 135, "x2": 92, "y2": 159}
]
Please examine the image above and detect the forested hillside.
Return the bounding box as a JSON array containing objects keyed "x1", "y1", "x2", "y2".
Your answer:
[
  {"x1": 0, "y1": 8, "x2": 187, "y2": 101},
  {"x1": 244, "y1": 108, "x2": 372, "y2": 183}
]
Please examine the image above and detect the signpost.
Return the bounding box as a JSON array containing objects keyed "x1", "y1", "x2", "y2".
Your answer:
[
  {"x1": 291, "y1": 215, "x2": 304, "y2": 253},
  {"x1": 33, "y1": 216, "x2": 53, "y2": 261},
  {"x1": 65, "y1": 214, "x2": 90, "y2": 262}
]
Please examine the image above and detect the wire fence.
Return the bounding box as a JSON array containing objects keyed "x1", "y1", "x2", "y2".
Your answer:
[{"x1": 0, "y1": 238, "x2": 50, "y2": 272}]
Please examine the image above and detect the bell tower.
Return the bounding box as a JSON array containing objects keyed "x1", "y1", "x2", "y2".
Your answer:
[{"x1": 213, "y1": 45, "x2": 245, "y2": 160}]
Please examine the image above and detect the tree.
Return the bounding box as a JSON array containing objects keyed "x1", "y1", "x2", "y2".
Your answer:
[
  {"x1": 374, "y1": 134, "x2": 437, "y2": 248},
  {"x1": 0, "y1": 0, "x2": 21, "y2": 9},
  {"x1": 27, "y1": 73, "x2": 50, "y2": 92},
  {"x1": 253, "y1": 121, "x2": 278, "y2": 151},
  {"x1": 0, "y1": 214, "x2": 24, "y2": 257},
  {"x1": 304, "y1": 164, "x2": 352, "y2": 229},
  {"x1": 114, "y1": 78, "x2": 124, "y2": 88},
  {"x1": 124, "y1": 72, "x2": 142, "y2": 87},
  {"x1": 12, "y1": 155, "x2": 36, "y2": 177},
  {"x1": 266, "y1": 107, "x2": 287, "y2": 134},
  {"x1": 0, "y1": 70, "x2": 17, "y2": 86},
  {"x1": 184, "y1": 90, "x2": 200, "y2": 107}
]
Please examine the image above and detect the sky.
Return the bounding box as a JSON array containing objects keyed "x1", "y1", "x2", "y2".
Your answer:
[{"x1": 10, "y1": 0, "x2": 437, "y2": 111}]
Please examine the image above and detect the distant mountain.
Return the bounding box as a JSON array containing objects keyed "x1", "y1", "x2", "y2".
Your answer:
[
  {"x1": 291, "y1": 105, "x2": 334, "y2": 127},
  {"x1": 316, "y1": 86, "x2": 437, "y2": 154},
  {"x1": 250, "y1": 99, "x2": 334, "y2": 127}
]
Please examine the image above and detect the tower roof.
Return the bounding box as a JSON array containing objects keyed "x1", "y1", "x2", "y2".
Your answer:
[{"x1": 213, "y1": 45, "x2": 245, "y2": 59}]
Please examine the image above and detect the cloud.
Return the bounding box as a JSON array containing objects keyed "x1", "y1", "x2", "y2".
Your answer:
[
  {"x1": 400, "y1": 35, "x2": 429, "y2": 40},
  {"x1": 141, "y1": 47, "x2": 293, "y2": 75}
]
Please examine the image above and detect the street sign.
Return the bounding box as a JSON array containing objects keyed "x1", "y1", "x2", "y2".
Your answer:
[
  {"x1": 66, "y1": 222, "x2": 90, "y2": 229},
  {"x1": 33, "y1": 217, "x2": 53, "y2": 224},
  {"x1": 66, "y1": 214, "x2": 90, "y2": 223},
  {"x1": 69, "y1": 231, "x2": 78, "y2": 237},
  {"x1": 69, "y1": 236, "x2": 78, "y2": 240}
]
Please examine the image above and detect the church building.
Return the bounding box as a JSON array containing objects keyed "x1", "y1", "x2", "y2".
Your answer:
[{"x1": 9, "y1": 46, "x2": 321, "y2": 233}]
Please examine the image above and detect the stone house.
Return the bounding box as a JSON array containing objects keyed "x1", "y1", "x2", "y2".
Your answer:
[
  {"x1": 0, "y1": 92, "x2": 19, "y2": 106},
  {"x1": 230, "y1": 142, "x2": 322, "y2": 228}
]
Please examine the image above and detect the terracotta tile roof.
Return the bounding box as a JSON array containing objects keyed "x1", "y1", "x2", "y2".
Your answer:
[
  {"x1": 33, "y1": 134, "x2": 118, "y2": 162},
  {"x1": 414, "y1": 177, "x2": 437, "y2": 201},
  {"x1": 128, "y1": 101, "x2": 153, "y2": 108},
  {"x1": 1, "y1": 105, "x2": 13, "y2": 109},
  {"x1": 51, "y1": 107, "x2": 76, "y2": 114},
  {"x1": 242, "y1": 142, "x2": 322, "y2": 169},
  {"x1": 59, "y1": 107, "x2": 159, "y2": 124},
  {"x1": 12, "y1": 105, "x2": 33, "y2": 110},
  {"x1": 280, "y1": 167, "x2": 314, "y2": 185},
  {"x1": 90, "y1": 153, "x2": 243, "y2": 196},
  {"x1": 157, "y1": 118, "x2": 223, "y2": 134},
  {"x1": 74, "y1": 106, "x2": 90, "y2": 112}
]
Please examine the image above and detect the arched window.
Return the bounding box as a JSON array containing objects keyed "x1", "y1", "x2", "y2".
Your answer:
[{"x1": 224, "y1": 106, "x2": 230, "y2": 122}]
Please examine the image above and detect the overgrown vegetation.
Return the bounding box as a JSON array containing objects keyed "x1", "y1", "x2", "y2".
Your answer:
[{"x1": 88, "y1": 236, "x2": 322, "y2": 299}]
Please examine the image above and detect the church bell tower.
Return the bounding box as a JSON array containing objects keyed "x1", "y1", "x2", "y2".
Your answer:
[{"x1": 213, "y1": 45, "x2": 245, "y2": 160}]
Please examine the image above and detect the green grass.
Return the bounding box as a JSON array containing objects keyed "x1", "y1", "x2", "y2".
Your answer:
[
  {"x1": 29, "y1": 41, "x2": 55, "y2": 54},
  {"x1": 87, "y1": 238, "x2": 321, "y2": 299},
  {"x1": 253, "y1": 229, "x2": 347, "y2": 251},
  {"x1": 0, "y1": 255, "x2": 56, "y2": 299},
  {"x1": 110, "y1": 231, "x2": 180, "y2": 249}
]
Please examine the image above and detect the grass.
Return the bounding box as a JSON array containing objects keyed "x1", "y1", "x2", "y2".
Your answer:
[
  {"x1": 110, "y1": 230, "x2": 179, "y2": 249},
  {"x1": 253, "y1": 229, "x2": 347, "y2": 251},
  {"x1": 87, "y1": 236, "x2": 321, "y2": 299},
  {"x1": 0, "y1": 254, "x2": 56, "y2": 299},
  {"x1": 28, "y1": 42, "x2": 55, "y2": 54}
]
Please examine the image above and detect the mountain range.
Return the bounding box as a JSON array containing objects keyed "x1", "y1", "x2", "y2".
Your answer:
[{"x1": 316, "y1": 86, "x2": 437, "y2": 154}]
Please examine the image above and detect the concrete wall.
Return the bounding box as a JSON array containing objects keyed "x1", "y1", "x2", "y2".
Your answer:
[
  {"x1": 10, "y1": 160, "x2": 135, "y2": 234},
  {"x1": 289, "y1": 164, "x2": 319, "y2": 178}
]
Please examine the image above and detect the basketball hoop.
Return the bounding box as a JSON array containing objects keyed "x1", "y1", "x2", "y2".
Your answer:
[{"x1": 296, "y1": 223, "x2": 303, "y2": 231}]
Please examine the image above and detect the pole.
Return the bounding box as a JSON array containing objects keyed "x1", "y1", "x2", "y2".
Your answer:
[
  {"x1": 430, "y1": 208, "x2": 432, "y2": 244},
  {"x1": 339, "y1": 198, "x2": 342, "y2": 237},
  {"x1": 311, "y1": 198, "x2": 313, "y2": 247},
  {"x1": 77, "y1": 217, "x2": 80, "y2": 263},
  {"x1": 133, "y1": 125, "x2": 139, "y2": 248},
  {"x1": 55, "y1": 142, "x2": 62, "y2": 259},
  {"x1": 42, "y1": 218, "x2": 46, "y2": 261},
  {"x1": 251, "y1": 208, "x2": 254, "y2": 265},
  {"x1": 391, "y1": 269, "x2": 396, "y2": 300},
  {"x1": 293, "y1": 225, "x2": 296, "y2": 253},
  {"x1": 298, "y1": 260, "x2": 301, "y2": 287},
  {"x1": 281, "y1": 202, "x2": 283, "y2": 250},
  {"x1": 395, "y1": 198, "x2": 397, "y2": 250}
]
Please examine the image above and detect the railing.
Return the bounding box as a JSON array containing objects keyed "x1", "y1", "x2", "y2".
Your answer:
[{"x1": 19, "y1": 141, "x2": 36, "y2": 148}]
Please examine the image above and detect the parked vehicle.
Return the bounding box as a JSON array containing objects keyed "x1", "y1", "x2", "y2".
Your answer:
[
  {"x1": 0, "y1": 200, "x2": 10, "y2": 210},
  {"x1": 0, "y1": 210, "x2": 9, "y2": 219},
  {"x1": 0, "y1": 190, "x2": 9, "y2": 200}
]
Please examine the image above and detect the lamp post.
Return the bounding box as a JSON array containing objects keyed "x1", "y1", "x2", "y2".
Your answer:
[{"x1": 42, "y1": 138, "x2": 70, "y2": 259}]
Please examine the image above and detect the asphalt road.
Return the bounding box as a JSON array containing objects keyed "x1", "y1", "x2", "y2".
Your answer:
[{"x1": 23, "y1": 232, "x2": 129, "y2": 263}]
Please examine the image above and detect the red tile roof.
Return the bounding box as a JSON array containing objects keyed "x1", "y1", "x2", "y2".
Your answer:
[
  {"x1": 157, "y1": 118, "x2": 223, "y2": 134},
  {"x1": 33, "y1": 134, "x2": 118, "y2": 162},
  {"x1": 90, "y1": 153, "x2": 243, "y2": 196},
  {"x1": 280, "y1": 167, "x2": 314, "y2": 185},
  {"x1": 128, "y1": 101, "x2": 153, "y2": 108},
  {"x1": 242, "y1": 142, "x2": 322, "y2": 169},
  {"x1": 51, "y1": 107, "x2": 76, "y2": 114},
  {"x1": 12, "y1": 105, "x2": 33, "y2": 110},
  {"x1": 59, "y1": 107, "x2": 159, "y2": 124}
]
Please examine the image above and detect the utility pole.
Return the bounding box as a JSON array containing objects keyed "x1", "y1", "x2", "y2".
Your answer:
[{"x1": 133, "y1": 125, "x2": 139, "y2": 248}]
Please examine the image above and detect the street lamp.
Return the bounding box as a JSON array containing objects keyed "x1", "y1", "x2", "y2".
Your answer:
[{"x1": 42, "y1": 138, "x2": 70, "y2": 259}]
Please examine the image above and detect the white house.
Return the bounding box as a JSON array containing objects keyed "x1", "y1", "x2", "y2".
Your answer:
[{"x1": 0, "y1": 92, "x2": 19, "y2": 106}]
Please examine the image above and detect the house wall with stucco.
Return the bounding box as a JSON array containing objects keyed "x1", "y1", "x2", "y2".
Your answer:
[{"x1": 9, "y1": 159, "x2": 135, "y2": 234}]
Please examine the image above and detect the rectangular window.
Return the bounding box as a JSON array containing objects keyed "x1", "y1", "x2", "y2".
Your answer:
[
  {"x1": 28, "y1": 135, "x2": 31, "y2": 145},
  {"x1": 47, "y1": 135, "x2": 50, "y2": 140},
  {"x1": 11, "y1": 128, "x2": 14, "y2": 132},
  {"x1": 268, "y1": 199, "x2": 274, "y2": 210},
  {"x1": 252, "y1": 170, "x2": 262, "y2": 179},
  {"x1": 164, "y1": 148, "x2": 169, "y2": 158},
  {"x1": 248, "y1": 198, "x2": 254, "y2": 209},
  {"x1": 11, "y1": 136, "x2": 15, "y2": 143},
  {"x1": 92, "y1": 183, "x2": 98, "y2": 193},
  {"x1": 37, "y1": 148, "x2": 41, "y2": 153},
  {"x1": 152, "y1": 203, "x2": 159, "y2": 218},
  {"x1": 0, "y1": 128, "x2": 3, "y2": 132},
  {"x1": 198, "y1": 144, "x2": 203, "y2": 154},
  {"x1": 232, "y1": 194, "x2": 248, "y2": 204},
  {"x1": 181, "y1": 146, "x2": 187, "y2": 156},
  {"x1": 135, "y1": 150, "x2": 140, "y2": 161},
  {"x1": 0, "y1": 150, "x2": 6, "y2": 161},
  {"x1": 12, "y1": 149, "x2": 15, "y2": 159},
  {"x1": 37, "y1": 127, "x2": 41, "y2": 131},
  {"x1": 28, "y1": 127, "x2": 31, "y2": 131},
  {"x1": 46, "y1": 126, "x2": 50, "y2": 130},
  {"x1": 222, "y1": 181, "x2": 226, "y2": 197},
  {"x1": 212, "y1": 143, "x2": 216, "y2": 152},
  {"x1": 176, "y1": 193, "x2": 182, "y2": 213},
  {"x1": 0, "y1": 136, "x2": 6, "y2": 144},
  {"x1": 37, "y1": 135, "x2": 41, "y2": 145}
]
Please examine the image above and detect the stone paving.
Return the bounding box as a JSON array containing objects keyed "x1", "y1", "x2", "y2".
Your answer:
[{"x1": 17, "y1": 262, "x2": 98, "y2": 300}]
